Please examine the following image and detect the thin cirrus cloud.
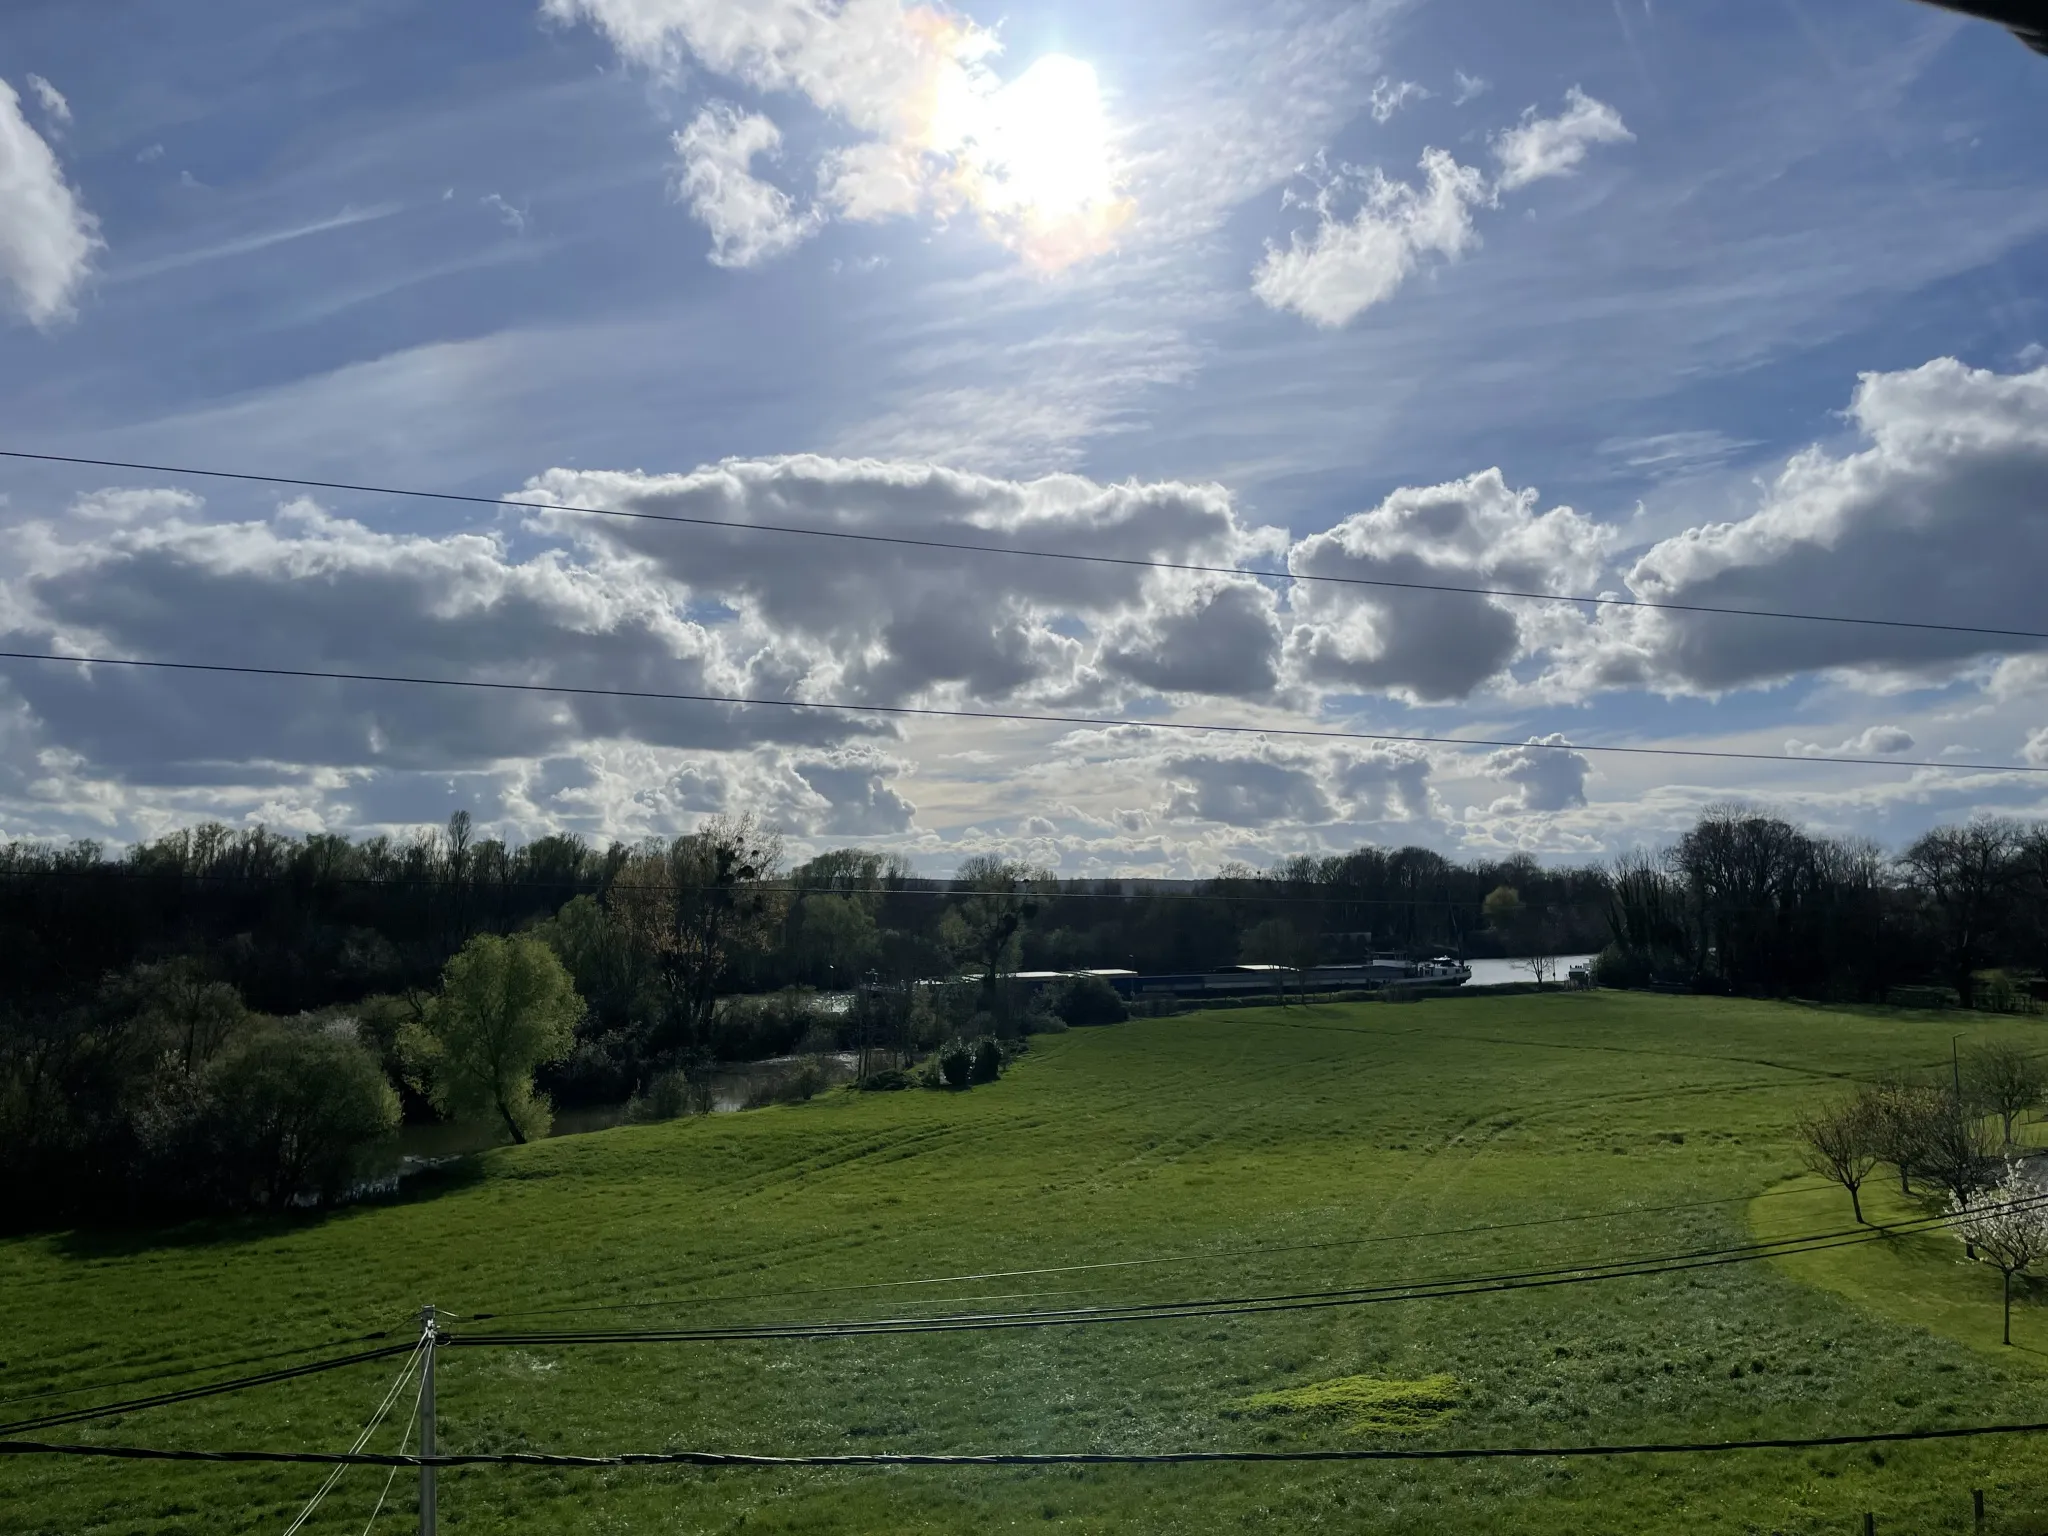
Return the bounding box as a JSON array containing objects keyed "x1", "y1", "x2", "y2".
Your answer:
[
  {"x1": 0, "y1": 75, "x2": 100, "y2": 327},
  {"x1": 1253, "y1": 88, "x2": 1632, "y2": 328}
]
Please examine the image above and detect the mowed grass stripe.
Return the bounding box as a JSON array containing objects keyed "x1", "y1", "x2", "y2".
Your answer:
[{"x1": 6, "y1": 992, "x2": 2048, "y2": 1535}]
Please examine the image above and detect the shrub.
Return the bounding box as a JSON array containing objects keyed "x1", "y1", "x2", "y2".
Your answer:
[
  {"x1": 857, "y1": 1068, "x2": 911, "y2": 1091},
  {"x1": 971, "y1": 1037, "x2": 1004, "y2": 1083},
  {"x1": 629, "y1": 1068, "x2": 698, "y2": 1122},
  {"x1": 1047, "y1": 974, "x2": 1128, "y2": 1027},
  {"x1": 937, "y1": 1037, "x2": 974, "y2": 1089},
  {"x1": 195, "y1": 1023, "x2": 400, "y2": 1209}
]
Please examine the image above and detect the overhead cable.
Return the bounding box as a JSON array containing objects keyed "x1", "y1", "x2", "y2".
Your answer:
[
  {"x1": 0, "y1": 648, "x2": 2038, "y2": 775},
  {"x1": 12, "y1": 1418, "x2": 2048, "y2": 1468},
  {"x1": 447, "y1": 1204, "x2": 1997, "y2": 1347},
  {"x1": 3, "y1": 448, "x2": 2042, "y2": 646}
]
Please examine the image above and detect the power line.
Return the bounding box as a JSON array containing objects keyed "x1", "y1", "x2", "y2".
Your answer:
[
  {"x1": 4, "y1": 448, "x2": 2042, "y2": 647},
  {"x1": 0, "y1": 1344, "x2": 416, "y2": 1439},
  {"x1": 468, "y1": 1185, "x2": 1818, "y2": 1323},
  {"x1": 447, "y1": 1205, "x2": 1989, "y2": 1347},
  {"x1": 0, "y1": 1332, "x2": 397, "y2": 1411},
  {"x1": 280, "y1": 1343, "x2": 424, "y2": 1536},
  {"x1": 12, "y1": 1418, "x2": 2048, "y2": 1467},
  {"x1": 1, "y1": 648, "x2": 2039, "y2": 776}
]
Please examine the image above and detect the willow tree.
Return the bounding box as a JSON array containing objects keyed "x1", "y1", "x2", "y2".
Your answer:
[{"x1": 412, "y1": 933, "x2": 580, "y2": 1144}]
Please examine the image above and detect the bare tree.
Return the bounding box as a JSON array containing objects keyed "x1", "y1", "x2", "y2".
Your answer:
[
  {"x1": 1950, "y1": 1161, "x2": 2048, "y2": 1345},
  {"x1": 1919, "y1": 1091, "x2": 1998, "y2": 1208},
  {"x1": 1966, "y1": 1041, "x2": 2047, "y2": 1146},
  {"x1": 1865, "y1": 1077, "x2": 1944, "y2": 1196},
  {"x1": 1902, "y1": 819, "x2": 2025, "y2": 1010},
  {"x1": 610, "y1": 814, "x2": 787, "y2": 1060},
  {"x1": 1797, "y1": 1095, "x2": 1880, "y2": 1223}
]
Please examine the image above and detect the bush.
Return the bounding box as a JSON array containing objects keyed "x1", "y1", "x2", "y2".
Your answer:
[
  {"x1": 937, "y1": 1037, "x2": 974, "y2": 1090},
  {"x1": 1047, "y1": 974, "x2": 1128, "y2": 1027},
  {"x1": 971, "y1": 1037, "x2": 1004, "y2": 1083},
  {"x1": 857, "y1": 1068, "x2": 911, "y2": 1091},
  {"x1": 628, "y1": 1068, "x2": 699, "y2": 1122},
  {"x1": 192, "y1": 1023, "x2": 400, "y2": 1209}
]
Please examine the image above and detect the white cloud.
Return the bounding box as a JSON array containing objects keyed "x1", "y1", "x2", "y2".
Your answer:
[
  {"x1": 480, "y1": 192, "x2": 527, "y2": 234},
  {"x1": 1157, "y1": 741, "x2": 1432, "y2": 829},
  {"x1": 1283, "y1": 468, "x2": 1613, "y2": 702},
  {"x1": 1786, "y1": 725, "x2": 1916, "y2": 757},
  {"x1": 1452, "y1": 70, "x2": 1489, "y2": 106},
  {"x1": 1491, "y1": 86, "x2": 1633, "y2": 192},
  {"x1": 2026, "y1": 726, "x2": 2048, "y2": 768},
  {"x1": 1566, "y1": 358, "x2": 2048, "y2": 694},
  {"x1": 25, "y1": 75, "x2": 69, "y2": 125},
  {"x1": 1252, "y1": 148, "x2": 1490, "y2": 327},
  {"x1": 549, "y1": 0, "x2": 1130, "y2": 268},
  {"x1": 1369, "y1": 76, "x2": 1428, "y2": 124},
  {"x1": 672, "y1": 103, "x2": 822, "y2": 268},
  {"x1": 1484, "y1": 734, "x2": 1592, "y2": 813},
  {"x1": 136, "y1": 142, "x2": 164, "y2": 164},
  {"x1": 0, "y1": 76, "x2": 100, "y2": 326}
]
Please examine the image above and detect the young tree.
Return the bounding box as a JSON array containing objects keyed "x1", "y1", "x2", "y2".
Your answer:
[
  {"x1": 1951, "y1": 1160, "x2": 2048, "y2": 1345},
  {"x1": 1919, "y1": 1091, "x2": 1998, "y2": 1208},
  {"x1": 412, "y1": 933, "x2": 581, "y2": 1144},
  {"x1": 1966, "y1": 1041, "x2": 2047, "y2": 1146},
  {"x1": 1797, "y1": 1094, "x2": 1880, "y2": 1223},
  {"x1": 1864, "y1": 1077, "x2": 1942, "y2": 1196}
]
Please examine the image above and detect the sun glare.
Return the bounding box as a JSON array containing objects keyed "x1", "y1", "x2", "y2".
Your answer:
[{"x1": 927, "y1": 51, "x2": 1130, "y2": 267}]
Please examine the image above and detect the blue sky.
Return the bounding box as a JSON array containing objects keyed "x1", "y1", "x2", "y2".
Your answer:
[{"x1": 0, "y1": 0, "x2": 2044, "y2": 871}]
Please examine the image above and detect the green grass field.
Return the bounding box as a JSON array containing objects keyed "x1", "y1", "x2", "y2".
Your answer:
[{"x1": 7, "y1": 992, "x2": 2048, "y2": 1535}]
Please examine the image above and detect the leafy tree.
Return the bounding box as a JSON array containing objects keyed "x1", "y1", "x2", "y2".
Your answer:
[
  {"x1": 1966, "y1": 1041, "x2": 2047, "y2": 1145},
  {"x1": 789, "y1": 894, "x2": 880, "y2": 986},
  {"x1": 1796, "y1": 1094, "x2": 1879, "y2": 1223},
  {"x1": 1951, "y1": 1161, "x2": 2048, "y2": 1345},
  {"x1": 1481, "y1": 885, "x2": 1524, "y2": 930},
  {"x1": 411, "y1": 933, "x2": 580, "y2": 1144},
  {"x1": 940, "y1": 856, "x2": 1039, "y2": 1026},
  {"x1": 198, "y1": 1023, "x2": 399, "y2": 1210},
  {"x1": 122, "y1": 959, "x2": 247, "y2": 1076}
]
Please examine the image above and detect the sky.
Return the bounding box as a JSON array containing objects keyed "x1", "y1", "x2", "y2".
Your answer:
[{"x1": 0, "y1": 0, "x2": 2044, "y2": 874}]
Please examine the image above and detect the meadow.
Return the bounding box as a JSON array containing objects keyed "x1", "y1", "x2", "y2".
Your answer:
[{"x1": 5, "y1": 991, "x2": 2048, "y2": 1535}]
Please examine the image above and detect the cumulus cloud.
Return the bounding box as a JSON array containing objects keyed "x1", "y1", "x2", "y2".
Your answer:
[
  {"x1": 1252, "y1": 148, "x2": 1489, "y2": 327},
  {"x1": 1567, "y1": 358, "x2": 2048, "y2": 693},
  {"x1": 0, "y1": 76, "x2": 100, "y2": 326},
  {"x1": 1157, "y1": 743, "x2": 1432, "y2": 829},
  {"x1": 2027, "y1": 726, "x2": 2048, "y2": 768},
  {"x1": 1369, "y1": 76, "x2": 1427, "y2": 124},
  {"x1": 1283, "y1": 468, "x2": 1613, "y2": 702},
  {"x1": 1786, "y1": 725, "x2": 1916, "y2": 758},
  {"x1": 1491, "y1": 86, "x2": 1633, "y2": 191},
  {"x1": 1483, "y1": 734, "x2": 1591, "y2": 813},
  {"x1": 25, "y1": 75, "x2": 69, "y2": 124},
  {"x1": 673, "y1": 103, "x2": 821, "y2": 268},
  {"x1": 518, "y1": 456, "x2": 1286, "y2": 710},
  {"x1": 548, "y1": 0, "x2": 1129, "y2": 267}
]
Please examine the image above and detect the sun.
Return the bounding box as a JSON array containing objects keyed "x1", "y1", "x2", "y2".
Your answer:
[
  {"x1": 930, "y1": 52, "x2": 1131, "y2": 266},
  {"x1": 982, "y1": 55, "x2": 1119, "y2": 221}
]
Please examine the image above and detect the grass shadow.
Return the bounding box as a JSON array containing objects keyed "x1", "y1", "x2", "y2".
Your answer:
[{"x1": 43, "y1": 1153, "x2": 492, "y2": 1260}]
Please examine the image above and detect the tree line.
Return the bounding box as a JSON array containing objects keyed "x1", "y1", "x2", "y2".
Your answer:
[
  {"x1": 1598, "y1": 807, "x2": 2048, "y2": 1005},
  {"x1": 5, "y1": 802, "x2": 2044, "y2": 1229}
]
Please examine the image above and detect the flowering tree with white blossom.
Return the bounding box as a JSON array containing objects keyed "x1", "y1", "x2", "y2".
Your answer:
[{"x1": 1951, "y1": 1161, "x2": 2048, "y2": 1346}]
